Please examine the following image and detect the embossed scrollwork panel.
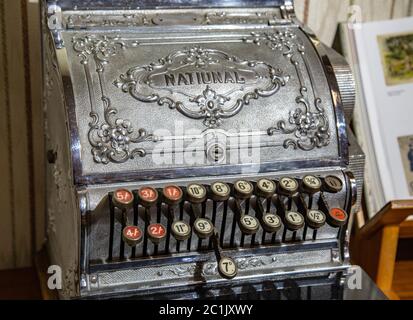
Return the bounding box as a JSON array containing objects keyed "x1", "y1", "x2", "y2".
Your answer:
[
  {"x1": 62, "y1": 26, "x2": 339, "y2": 176},
  {"x1": 115, "y1": 46, "x2": 289, "y2": 128}
]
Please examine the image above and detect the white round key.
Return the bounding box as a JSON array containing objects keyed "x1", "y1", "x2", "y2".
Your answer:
[
  {"x1": 239, "y1": 215, "x2": 259, "y2": 235},
  {"x1": 256, "y1": 179, "x2": 276, "y2": 198},
  {"x1": 186, "y1": 184, "x2": 207, "y2": 204},
  {"x1": 218, "y1": 257, "x2": 238, "y2": 279},
  {"x1": 172, "y1": 221, "x2": 191, "y2": 241},
  {"x1": 194, "y1": 218, "x2": 214, "y2": 239},
  {"x1": 285, "y1": 211, "x2": 305, "y2": 231},
  {"x1": 234, "y1": 180, "x2": 254, "y2": 199},
  {"x1": 302, "y1": 175, "x2": 322, "y2": 193},
  {"x1": 210, "y1": 182, "x2": 231, "y2": 201},
  {"x1": 306, "y1": 210, "x2": 326, "y2": 229},
  {"x1": 262, "y1": 213, "x2": 282, "y2": 233},
  {"x1": 279, "y1": 177, "x2": 299, "y2": 195}
]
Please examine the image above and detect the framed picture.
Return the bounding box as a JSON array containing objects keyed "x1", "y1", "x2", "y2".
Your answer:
[{"x1": 378, "y1": 32, "x2": 413, "y2": 86}]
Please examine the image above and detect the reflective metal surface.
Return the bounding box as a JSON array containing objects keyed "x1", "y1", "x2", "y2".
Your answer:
[{"x1": 42, "y1": 0, "x2": 370, "y2": 300}]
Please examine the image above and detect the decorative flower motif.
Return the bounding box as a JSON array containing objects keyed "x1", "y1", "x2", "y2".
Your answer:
[
  {"x1": 97, "y1": 119, "x2": 133, "y2": 154},
  {"x1": 89, "y1": 112, "x2": 154, "y2": 165},
  {"x1": 289, "y1": 109, "x2": 320, "y2": 138},
  {"x1": 192, "y1": 86, "x2": 230, "y2": 128},
  {"x1": 184, "y1": 46, "x2": 218, "y2": 68},
  {"x1": 72, "y1": 35, "x2": 125, "y2": 69}
]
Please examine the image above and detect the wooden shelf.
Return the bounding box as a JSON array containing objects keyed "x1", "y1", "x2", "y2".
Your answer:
[
  {"x1": 393, "y1": 260, "x2": 413, "y2": 300},
  {"x1": 400, "y1": 221, "x2": 413, "y2": 239}
]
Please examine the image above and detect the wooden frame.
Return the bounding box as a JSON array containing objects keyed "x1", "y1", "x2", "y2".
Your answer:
[{"x1": 352, "y1": 200, "x2": 413, "y2": 300}]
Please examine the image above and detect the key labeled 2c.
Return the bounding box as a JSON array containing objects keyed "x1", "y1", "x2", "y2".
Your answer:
[{"x1": 278, "y1": 177, "x2": 299, "y2": 195}]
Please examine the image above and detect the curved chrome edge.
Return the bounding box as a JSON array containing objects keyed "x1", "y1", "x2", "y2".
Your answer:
[
  {"x1": 78, "y1": 189, "x2": 90, "y2": 291},
  {"x1": 294, "y1": 19, "x2": 350, "y2": 166},
  {"x1": 50, "y1": 0, "x2": 289, "y2": 11},
  {"x1": 49, "y1": 31, "x2": 84, "y2": 184},
  {"x1": 343, "y1": 171, "x2": 358, "y2": 264},
  {"x1": 310, "y1": 40, "x2": 350, "y2": 165}
]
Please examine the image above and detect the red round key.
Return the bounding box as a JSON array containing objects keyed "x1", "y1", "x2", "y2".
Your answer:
[
  {"x1": 113, "y1": 189, "x2": 134, "y2": 209},
  {"x1": 163, "y1": 185, "x2": 183, "y2": 205},
  {"x1": 138, "y1": 187, "x2": 158, "y2": 207},
  {"x1": 147, "y1": 223, "x2": 167, "y2": 244},
  {"x1": 328, "y1": 208, "x2": 348, "y2": 227},
  {"x1": 122, "y1": 226, "x2": 143, "y2": 247}
]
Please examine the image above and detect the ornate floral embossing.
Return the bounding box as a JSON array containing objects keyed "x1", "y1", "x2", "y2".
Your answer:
[
  {"x1": 192, "y1": 86, "x2": 230, "y2": 128},
  {"x1": 183, "y1": 47, "x2": 220, "y2": 68},
  {"x1": 65, "y1": 11, "x2": 276, "y2": 29},
  {"x1": 158, "y1": 265, "x2": 197, "y2": 277},
  {"x1": 249, "y1": 30, "x2": 331, "y2": 151},
  {"x1": 115, "y1": 46, "x2": 289, "y2": 128},
  {"x1": 72, "y1": 35, "x2": 156, "y2": 164},
  {"x1": 72, "y1": 34, "x2": 126, "y2": 71},
  {"x1": 202, "y1": 263, "x2": 218, "y2": 276},
  {"x1": 268, "y1": 96, "x2": 330, "y2": 151},
  {"x1": 88, "y1": 101, "x2": 156, "y2": 164},
  {"x1": 236, "y1": 257, "x2": 267, "y2": 270}
]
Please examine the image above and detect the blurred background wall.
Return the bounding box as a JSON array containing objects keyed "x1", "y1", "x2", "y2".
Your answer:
[{"x1": 0, "y1": 0, "x2": 412, "y2": 270}]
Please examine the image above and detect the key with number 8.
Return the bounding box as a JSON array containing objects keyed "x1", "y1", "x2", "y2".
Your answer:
[{"x1": 210, "y1": 182, "x2": 231, "y2": 202}]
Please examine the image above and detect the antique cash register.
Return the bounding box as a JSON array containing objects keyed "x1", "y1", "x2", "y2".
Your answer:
[{"x1": 42, "y1": 0, "x2": 368, "y2": 299}]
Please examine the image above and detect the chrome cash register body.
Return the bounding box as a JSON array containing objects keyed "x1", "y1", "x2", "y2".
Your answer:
[{"x1": 42, "y1": 0, "x2": 365, "y2": 299}]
